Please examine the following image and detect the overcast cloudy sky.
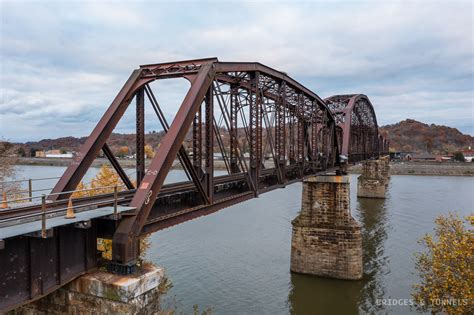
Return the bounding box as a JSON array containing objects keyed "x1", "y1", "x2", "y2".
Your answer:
[{"x1": 1, "y1": 0, "x2": 472, "y2": 142}]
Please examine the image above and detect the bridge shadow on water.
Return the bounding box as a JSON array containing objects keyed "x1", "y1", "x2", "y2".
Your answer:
[{"x1": 288, "y1": 197, "x2": 390, "y2": 314}]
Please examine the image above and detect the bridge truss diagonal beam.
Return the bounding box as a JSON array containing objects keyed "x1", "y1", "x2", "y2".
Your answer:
[{"x1": 0, "y1": 57, "x2": 392, "y2": 311}]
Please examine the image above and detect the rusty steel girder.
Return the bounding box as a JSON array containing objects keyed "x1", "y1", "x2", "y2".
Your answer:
[
  {"x1": 1, "y1": 58, "x2": 393, "y2": 311},
  {"x1": 325, "y1": 94, "x2": 388, "y2": 162},
  {"x1": 45, "y1": 58, "x2": 340, "y2": 267}
]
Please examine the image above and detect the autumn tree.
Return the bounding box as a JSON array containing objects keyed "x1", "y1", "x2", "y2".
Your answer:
[
  {"x1": 412, "y1": 212, "x2": 473, "y2": 314},
  {"x1": 0, "y1": 141, "x2": 20, "y2": 196},
  {"x1": 72, "y1": 165, "x2": 150, "y2": 261},
  {"x1": 0, "y1": 141, "x2": 17, "y2": 182},
  {"x1": 72, "y1": 165, "x2": 124, "y2": 198},
  {"x1": 90, "y1": 164, "x2": 123, "y2": 195},
  {"x1": 71, "y1": 181, "x2": 90, "y2": 198},
  {"x1": 144, "y1": 144, "x2": 155, "y2": 159},
  {"x1": 117, "y1": 146, "x2": 130, "y2": 157}
]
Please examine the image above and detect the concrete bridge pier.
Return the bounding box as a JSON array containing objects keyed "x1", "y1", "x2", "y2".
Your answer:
[
  {"x1": 290, "y1": 175, "x2": 362, "y2": 280},
  {"x1": 357, "y1": 156, "x2": 390, "y2": 198},
  {"x1": 11, "y1": 264, "x2": 164, "y2": 314}
]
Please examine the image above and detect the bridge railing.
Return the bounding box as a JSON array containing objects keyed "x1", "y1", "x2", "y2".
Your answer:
[
  {"x1": 0, "y1": 176, "x2": 61, "y2": 202},
  {"x1": 0, "y1": 183, "x2": 130, "y2": 239},
  {"x1": 0, "y1": 183, "x2": 127, "y2": 210}
]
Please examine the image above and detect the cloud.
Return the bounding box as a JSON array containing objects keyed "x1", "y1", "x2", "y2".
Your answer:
[{"x1": 0, "y1": 0, "x2": 472, "y2": 141}]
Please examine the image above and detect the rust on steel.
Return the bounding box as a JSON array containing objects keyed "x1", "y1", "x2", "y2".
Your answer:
[
  {"x1": 112, "y1": 61, "x2": 216, "y2": 263},
  {"x1": 325, "y1": 94, "x2": 389, "y2": 162},
  {"x1": 0, "y1": 58, "x2": 389, "y2": 311}
]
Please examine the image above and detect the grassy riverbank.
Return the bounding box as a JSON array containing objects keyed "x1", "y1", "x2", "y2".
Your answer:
[{"x1": 349, "y1": 161, "x2": 474, "y2": 176}]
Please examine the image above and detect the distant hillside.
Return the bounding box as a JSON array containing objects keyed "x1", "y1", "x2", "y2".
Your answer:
[
  {"x1": 379, "y1": 119, "x2": 473, "y2": 153},
  {"x1": 14, "y1": 119, "x2": 473, "y2": 157},
  {"x1": 18, "y1": 132, "x2": 165, "y2": 157}
]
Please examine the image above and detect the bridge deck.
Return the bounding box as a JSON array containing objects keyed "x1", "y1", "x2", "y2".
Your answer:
[{"x1": 0, "y1": 206, "x2": 135, "y2": 240}]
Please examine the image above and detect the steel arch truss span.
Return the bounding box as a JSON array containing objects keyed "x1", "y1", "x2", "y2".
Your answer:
[
  {"x1": 47, "y1": 58, "x2": 340, "y2": 266},
  {"x1": 0, "y1": 59, "x2": 393, "y2": 311},
  {"x1": 325, "y1": 94, "x2": 389, "y2": 162}
]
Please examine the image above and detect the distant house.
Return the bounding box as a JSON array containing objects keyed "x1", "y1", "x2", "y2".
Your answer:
[
  {"x1": 435, "y1": 154, "x2": 454, "y2": 162},
  {"x1": 35, "y1": 150, "x2": 46, "y2": 157},
  {"x1": 462, "y1": 149, "x2": 474, "y2": 162},
  {"x1": 35, "y1": 149, "x2": 73, "y2": 158},
  {"x1": 46, "y1": 152, "x2": 73, "y2": 158},
  {"x1": 391, "y1": 151, "x2": 415, "y2": 161},
  {"x1": 412, "y1": 152, "x2": 436, "y2": 161}
]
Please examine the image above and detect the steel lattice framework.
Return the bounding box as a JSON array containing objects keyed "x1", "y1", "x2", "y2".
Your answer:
[
  {"x1": 325, "y1": 94, "x2": 389, "y2": 162},
  {"x1": 46, "y1": 58, "x2": 344, "y2": 266},
  {"x1": 0, "y1": 58, "x2": 388, "y2": 311}
]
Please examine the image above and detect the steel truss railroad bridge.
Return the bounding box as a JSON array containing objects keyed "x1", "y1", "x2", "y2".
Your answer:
[{"x1": 0, "y1": 58, "x2": 388, "y2": 310}]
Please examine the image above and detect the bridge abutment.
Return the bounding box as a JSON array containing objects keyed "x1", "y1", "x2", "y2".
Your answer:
[
  {"x1": 357, "y1": 156, "x2": 390, "y2": 198},
  {"x1": 11, "y1": 264, "x2": 164, "y2": 315},
  {"x1": 290, "y1": 175, "x2": 362, "y2": 280}
]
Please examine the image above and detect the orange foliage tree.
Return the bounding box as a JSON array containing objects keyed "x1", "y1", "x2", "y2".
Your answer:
[
  {"x1": 144, "y1": 144, "x2": 155, "y2": 159},
  {"x1": 117, "y1": 146, "x2": 130, "y2": 157},
  {"x1": 412, "y1": 212, "x2": 473, "y2": 314},
  {"x1": 72, "y1": 165, "x2": 150, "y2": 262}
]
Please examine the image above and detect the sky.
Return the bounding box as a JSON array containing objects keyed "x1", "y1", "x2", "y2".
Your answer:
[{"x1": 0, "y1": 0, "x2": 473, "y2": 142}]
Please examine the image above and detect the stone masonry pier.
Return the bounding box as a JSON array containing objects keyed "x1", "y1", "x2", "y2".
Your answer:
[
  {"x1": 357, "y1": 156, "x2": 390, "y2": 198},
  {"x1": 290, "y1": 175, "x2": 362, "y2": 280},
  {"x1": 11, "y1": 264, "x2": 164, "y2": 315}
]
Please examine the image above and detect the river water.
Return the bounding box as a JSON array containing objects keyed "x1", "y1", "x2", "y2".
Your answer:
[{"x1": 10, "y1": 165, "x2": 474, "y2": 314}]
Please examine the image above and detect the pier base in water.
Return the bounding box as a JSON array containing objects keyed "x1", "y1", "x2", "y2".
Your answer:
[
  {"x1": 291, "y1": 175, "x2": 362, "y2": 280},
  {"x1": 13, "y1": 264, "x2": 164, "y2": 314},
  {"x1": 357, "y1": 156, "x2": 390, "y2": 198}
]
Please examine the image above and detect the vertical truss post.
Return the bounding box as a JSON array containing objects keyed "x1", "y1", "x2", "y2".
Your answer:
[
  {"x1": 204, "y1": 87, "x2": 214, "y2": 203},
  {"x1": 322, "y1": 110, "x2": 329, "y2": 170},
  {"x1": 230, "y1": 84, "x2": 240, "y2": 173},
  {"x1": 327, "y1": 122, "x2": 335, "y2": 167},
  {"x1": 193, "y1": 105, "x2": 202, "y2": 173},
  {"x1": 297, "y1": 94, "x2": 305, "y2": 172},
  {"x1": 275, "y1": 80, "x2": 286, "y2": 183},
  {"x1": 136, "y1": 88, "x2": 145, "y2": 185},
  {"x1": 364, "y1": 129, "x2": 368, "y2": 160},
  {"x1": 289, "y1": 109, "x2": 296, "y2": 165},
  {"x1": 311, "y1": 101, "x2": 318, "y2": 170},
  {"x1": 249, "y1": 71, "x2": 261, "y2": 194},
  {"x1": 257, "y1": 82, "x2": 263, "y2": 172}
]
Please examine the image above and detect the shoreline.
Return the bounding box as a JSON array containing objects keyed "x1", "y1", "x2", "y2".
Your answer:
[
  {"x1": 13, "y1": 157, "x2": 231, "y2": 171},
  {"x1": 14, "y1": 157, "x2": 474, "y2": 176},
  {"x1": 348, "y1": 161, "x2": 474, "y2": 177}
]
